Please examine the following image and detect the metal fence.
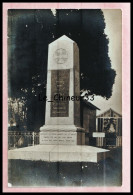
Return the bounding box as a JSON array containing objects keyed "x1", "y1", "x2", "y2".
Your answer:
[
  {"x1": 8, "y1": 131, "x2": 122, "y2": 149},
  {"x1": 95, "y1": 136, "x2": 122, "y2": 148},
  {"x1": 104, "y1": 136, "x2": 122, "y2": 148},
  {"x1": 116, "y1": 136, "x2": 122, "y2": 147},
  {"x1": 8, "y1": 131, "x2": 39, "y2": 149}
]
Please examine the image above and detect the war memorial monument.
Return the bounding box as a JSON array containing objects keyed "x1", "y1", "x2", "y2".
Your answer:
[{"x1": 8, "y1": 35, "x2": 108, "y2": 162}]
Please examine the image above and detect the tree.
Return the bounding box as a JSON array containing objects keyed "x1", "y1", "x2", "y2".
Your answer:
[{"x1": 8, "y1": 9, "x2": 116, "y2": 131}]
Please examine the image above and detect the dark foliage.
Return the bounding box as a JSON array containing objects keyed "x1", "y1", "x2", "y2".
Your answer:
[{"x1": 8, "y1": 9, "x2": 116, "y2": 130}]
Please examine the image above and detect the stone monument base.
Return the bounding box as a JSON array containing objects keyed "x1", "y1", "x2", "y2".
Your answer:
[
  {"x1": 40, "y1": 125, "x2": 85, "y2": 145},
  {"x1": 8, "y1": 145, "x2": 109, "y2": 163}
]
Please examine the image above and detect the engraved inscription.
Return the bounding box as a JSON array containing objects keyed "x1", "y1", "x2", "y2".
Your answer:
[
  {"x1": 40, "y1": 131, "x2": 76, "y2": 145},
  {"x1": 51, "y1": 70, "x2": 70, "y2": 117}
]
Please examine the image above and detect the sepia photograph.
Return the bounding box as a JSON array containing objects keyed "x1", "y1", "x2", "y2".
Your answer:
[{"x1": 3, "y1": 2, "x2": 130, "y2": 193}]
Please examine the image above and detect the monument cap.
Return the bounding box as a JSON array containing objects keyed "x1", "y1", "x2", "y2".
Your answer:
[{"x1": 49, "y1": 35, "x2": 75, "y2": 45}]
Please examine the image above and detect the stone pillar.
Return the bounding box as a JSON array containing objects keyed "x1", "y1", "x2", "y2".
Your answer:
[{"x1": 40, "y1": 35, "x2": 85, "y2": 145}]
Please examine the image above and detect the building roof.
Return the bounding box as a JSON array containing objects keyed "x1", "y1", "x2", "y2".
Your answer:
[
  {"x1": 96, "y1": 108, "x2": 122, "y2": 117},
  {"x1": 81, "y1": 99, "x2": 100, "y2": 110}
]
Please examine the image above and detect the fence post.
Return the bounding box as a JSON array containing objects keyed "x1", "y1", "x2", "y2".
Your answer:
[
  {"x1": 38, "y1": 132, "x2": 40, "y2": 145},
  {"x1": 14, "y1": 132, "x2": 15, "y2": 148},
  {"x1": 32, "y1": 132, "x2": 34, "y2": 146}
]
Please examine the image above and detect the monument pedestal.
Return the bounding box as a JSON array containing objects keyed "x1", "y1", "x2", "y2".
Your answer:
[
  {"x1": 40, "y1": 125, "x2": 85, "y2": 145},
  {"x1": 8, "y1": 145, "x2": 109, "y2": 163}
]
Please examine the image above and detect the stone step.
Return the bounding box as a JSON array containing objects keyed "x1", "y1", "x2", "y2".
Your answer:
[{"x1": 8, "y1": 145, "x2": 109, "y2": 163}]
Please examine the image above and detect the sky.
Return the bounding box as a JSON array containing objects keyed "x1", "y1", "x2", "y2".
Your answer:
[{"x1": 93, "y1": 9, "x2": 122, "y2": 115}]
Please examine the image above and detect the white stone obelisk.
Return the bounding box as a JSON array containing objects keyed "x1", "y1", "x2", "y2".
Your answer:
[{"x1": 40, "y1": 35, "x2": 85, "y2": 145}]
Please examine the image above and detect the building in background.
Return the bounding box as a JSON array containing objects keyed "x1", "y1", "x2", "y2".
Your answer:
[
  {"x1": 96, "y1": 108, "x2": 122, "y2": 148},
  {"x1": 80, "y1": 100, "x2": 100, "y2": 145}
]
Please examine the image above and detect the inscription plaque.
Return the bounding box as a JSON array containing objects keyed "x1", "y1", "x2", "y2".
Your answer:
[
  {"x1": 51, "y1": 69, "x2": 70, "y2": 117},
  {"x1": 40, "y1": 131, "x2": 77, "y2": 145}
]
